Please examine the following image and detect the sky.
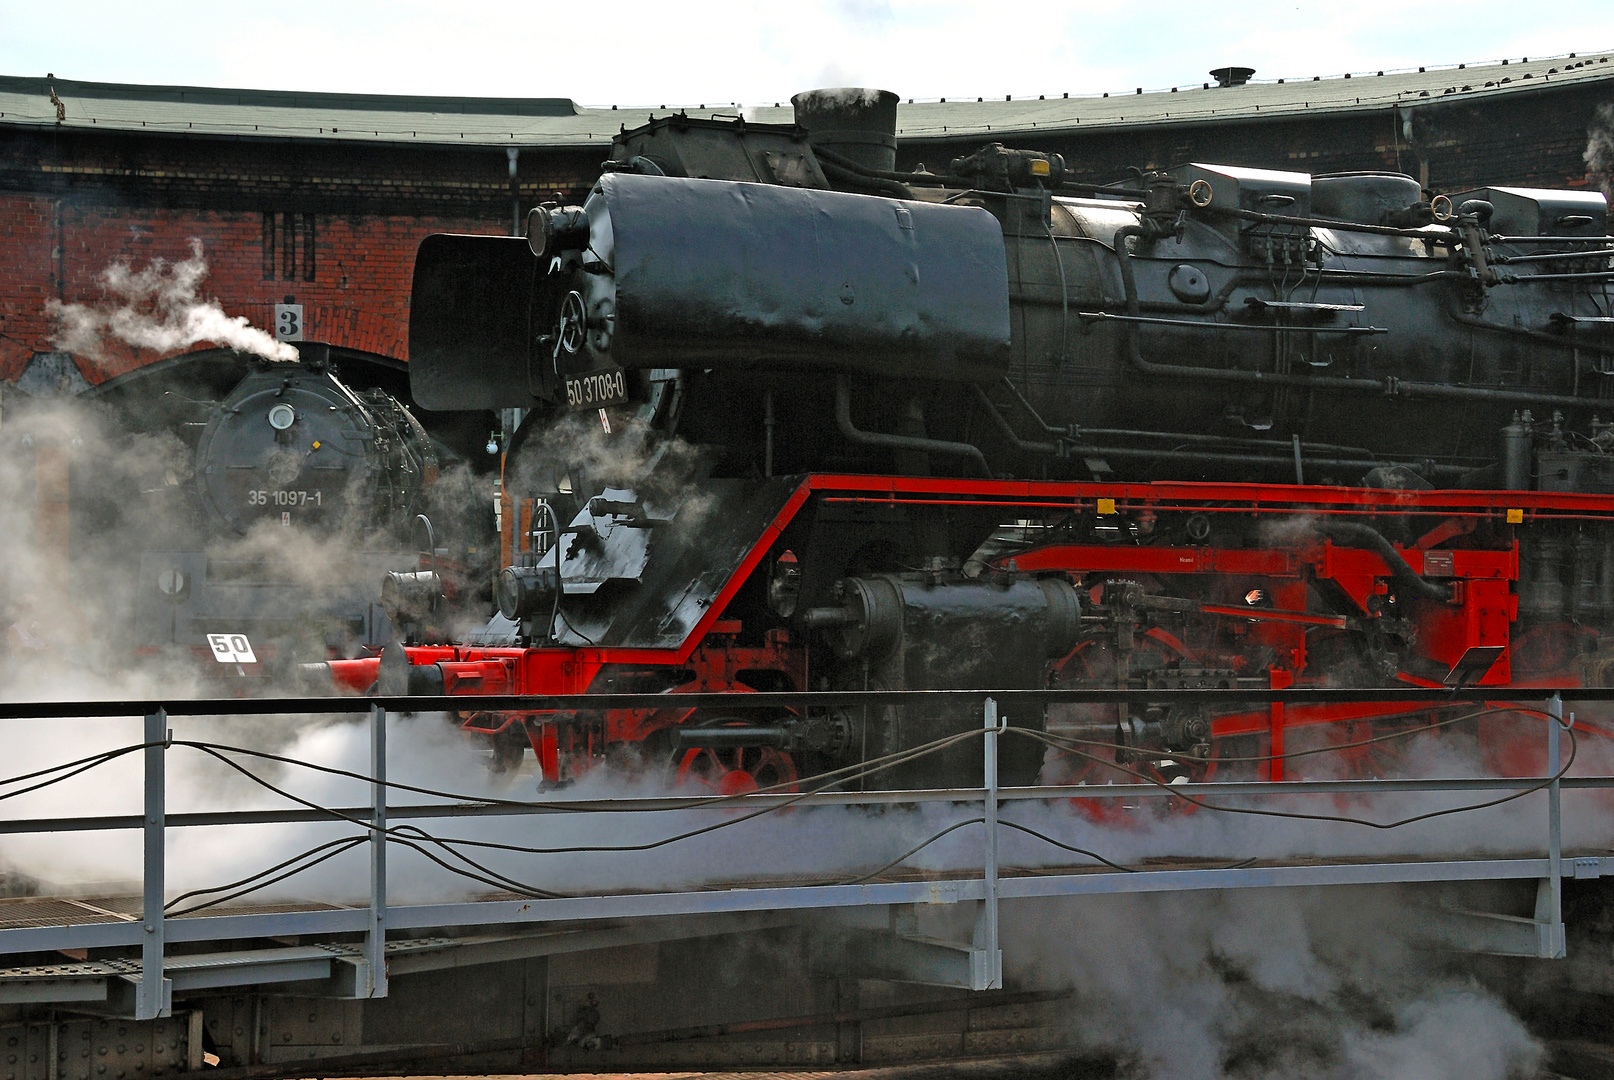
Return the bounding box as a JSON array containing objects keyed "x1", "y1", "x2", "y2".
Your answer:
[{"x1": 4, "y1": 0, "x2": 1614, "y2": 108}]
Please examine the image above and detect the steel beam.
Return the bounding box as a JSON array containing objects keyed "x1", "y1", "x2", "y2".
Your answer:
[
  {"x1": 364, "y1": 704, "x2": 388, "y2": 998},
  {"x1": 971, "y1": 698, "x2": 1003, "y2": 991},
  {"x1": 1547, "y1": 695, "x2": 1567, "y2": 958},
  {"x1": 137, "y1": 709, "x2": 168, "y2": 1020}
]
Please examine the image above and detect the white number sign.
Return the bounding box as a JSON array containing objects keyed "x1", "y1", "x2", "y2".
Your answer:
[
  {"x1": 274, "y1": 304, "x2": 305, "y2": 342},
  {"x1": 206, "y1": 633, "x2": 257, "y2": 664}
]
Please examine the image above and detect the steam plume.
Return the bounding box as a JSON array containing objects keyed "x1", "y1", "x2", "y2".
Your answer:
[
  {"x1": 47, "y1": 239, "x2": 298, "y2": 364},
  {"x1": 1584, "y1": 102, "x2": 1614, "y2": 201}
]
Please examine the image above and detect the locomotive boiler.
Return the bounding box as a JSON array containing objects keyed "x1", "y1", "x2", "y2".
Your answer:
[{"x1": 333, "y1": 88, "x2": 1614, "y2": 795}]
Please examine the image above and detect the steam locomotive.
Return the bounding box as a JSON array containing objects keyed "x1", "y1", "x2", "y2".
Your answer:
[
  {"x1": 319, "y1": 88, "x2": 1614, "y2": 792},
  {"x1": 76, "y1": 345, "x2": 494, "y2": 678}
]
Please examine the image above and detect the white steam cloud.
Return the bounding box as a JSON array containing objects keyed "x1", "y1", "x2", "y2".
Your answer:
[
  {"x1": 1587, "y1": 103, "x2": 1614, "y2": 202},
  {"x1": 1006, "y1": 889, "x2": 1545, "y2": 1080},
  {"x1": 47, "y1": 239, "x2": 298, "y2": 364}
]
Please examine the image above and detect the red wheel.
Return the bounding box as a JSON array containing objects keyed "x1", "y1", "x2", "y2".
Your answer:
[{"x1": 673, "y1": 743, "x2": 799, "y2": 794}]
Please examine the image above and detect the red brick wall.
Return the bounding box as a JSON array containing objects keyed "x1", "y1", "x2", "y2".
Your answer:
[{"x1": 0, "y1": 194, "x2": 505, "y2": 384}]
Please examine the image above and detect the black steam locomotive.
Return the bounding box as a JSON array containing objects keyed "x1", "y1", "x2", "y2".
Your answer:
[
  {"x1": 78, "y1": 345, "x2": 494, "y2": 676},
  {"x1": 339, "y1": 88, "x2": 1614, "y2": 791},
  {"x1": 414, "y1": 89, "x2": 1614, "y2": 492}
]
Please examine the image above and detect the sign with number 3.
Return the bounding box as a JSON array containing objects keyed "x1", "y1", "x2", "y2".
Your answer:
[{"x1": 274, "y1": 304, "x2": 304, "y2": 342}]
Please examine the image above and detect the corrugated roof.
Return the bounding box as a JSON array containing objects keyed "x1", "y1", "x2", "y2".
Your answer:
[{"x1": 2, "y1": 51, "x2": 1612, "y2": 150}]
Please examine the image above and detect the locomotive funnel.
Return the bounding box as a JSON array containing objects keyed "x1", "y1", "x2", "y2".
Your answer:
[{"x1": 790, "y1": 87, "x2": 899, "y2": 172}]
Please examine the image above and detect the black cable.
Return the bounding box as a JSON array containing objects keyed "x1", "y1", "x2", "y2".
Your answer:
[
  {"x1": 839, "y1": 818, "x2": 984, "y2": 886},
  {"x1": 173, "y1": 722, "x2": 985, "y2": 816},
  {"x1": 1041, "y1": 703, "x2": 1495, "y2": 767},
  {"x1": 160, "y1": 731, "x2": 988, "y2": 909},
  {"x1": 164, "y1": 836, "x2": 367, "y2": 912},
  {"x1": 356, "y1": 731, "x2": 985, "y2": 859},
  {"x1": 1009, "y1": 708, "x2": 1579, "y2": 831},
  {"x1": 385, "y1": 830, "x2": 564, "y2": 899},
  {"x1": 0, "y1": 743, "x2": 148, "y2": 803},
  {"x1": 165, "y1": 838, "x2": 369, "y2": 917},
  {"x1": 996, "y1": 820, "x2": 1137, "y2": 873}
]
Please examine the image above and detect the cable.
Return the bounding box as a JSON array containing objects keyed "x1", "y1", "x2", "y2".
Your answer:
[
  {"x1": 996, "y1": 820, "x2": 1137, "y2": 873},
  {"x1": 160, "y1": 730, "x2": 989, "y2": 908},
  {"x1": 165, "y1": 838, "x2": 369, "y2": 917},
  {"x1": 1037, "y1": 703, "x2": 1555, "y2": 774},
  {"x1": 0, "y1": 743, "x2": 148, "y2": 803},
  {"x1": 164, "y1": 835, "x2": 366, "y2": 912},
  {"x1": 347, "y1": 731, "x2": 986, "y2": 859},
  {"x1": 171, "y1": 722, "x2": 986, "y2": 816},
  {"x1": 839, "y1": 818, "x2": 984, "y2": 886},
  {"x1": 1041, "y1": 703, "x2": 1495, "y2": 768},
  {"x1": 1009, "y1": 707, "x2": 1579, "y2": 831}
]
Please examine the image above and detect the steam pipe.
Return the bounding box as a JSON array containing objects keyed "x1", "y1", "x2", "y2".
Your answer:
[
  {"x1": 1320, "y1": 521, "x2": 1454, "y2": 602},
  {"x1": 816, "y1": 157, "x2": 913, "y2": 198},
  {"x1": 971, "y1": 383, "x2": 1058, "y2": 454},
  {"x1": 981, "y1": 375, "x2": 1476, "y2": 475},
  {"x1": 677, "y1": 727, "x2": 788, "y2": 749},
  {"x1": 1211, "y1": 204, "x2": 1458, "y2": 240},
  {"x1": 1113, "y1": 225, "x2": 1610, "y2": 410},
  {"x1": 811, "y1": 143, "x2": 1152, "y2": 200},
  {"x1": 811, "y1": 143, "x2": 951, "y2": 187},
  {"x1": 1065, "y1": 442, "x2": 1470, "y2": 476},
  {"x1": 1493, "y1": 247, "x2": 1614, "y2": 264},
  {"x1": 835, "y1": 376, "x2": 992, "y2": 477}
]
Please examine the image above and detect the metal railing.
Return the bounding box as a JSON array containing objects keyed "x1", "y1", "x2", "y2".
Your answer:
[{"x1": 0, "y1": 685, "x2": 1609, "y2": 1020}]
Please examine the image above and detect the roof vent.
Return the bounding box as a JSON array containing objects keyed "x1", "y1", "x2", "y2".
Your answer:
[{"x1": 1210, "y1": 66, "x2": 1255, "y2": 87}]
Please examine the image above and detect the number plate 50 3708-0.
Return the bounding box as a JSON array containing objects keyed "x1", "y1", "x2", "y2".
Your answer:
[{"x1": 565, "y1": 368, "x2": 629, "y2": 410}]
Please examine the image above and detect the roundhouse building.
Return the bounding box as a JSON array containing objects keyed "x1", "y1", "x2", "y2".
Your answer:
[{"x1": 1, "y1": 52, "x2": 1612, "y2": 391}]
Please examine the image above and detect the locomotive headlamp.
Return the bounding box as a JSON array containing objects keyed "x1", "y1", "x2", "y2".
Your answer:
[
  {"x1": 267, "y1": 403, "x2": 296, "y2": 431},
  {"x1": 156, "y1": 567, "x2": 189, "y2": 601},
  {"x1": 526, "y1": 205, "x2": 591, "y2": 261},
  {"x1": 498, "y1": 564, "x2": 561, "y2": 621}
]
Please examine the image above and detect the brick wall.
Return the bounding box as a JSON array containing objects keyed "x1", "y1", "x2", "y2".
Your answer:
[
  {"x1": 0, "y1": 127, "x2": 601, "y2": 385},
  {"x1": 0, "y1": 196, "x2": 511, "y2": 382}
]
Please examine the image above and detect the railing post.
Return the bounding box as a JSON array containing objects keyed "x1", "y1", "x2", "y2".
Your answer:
[
  {"x1": 365, "y1": 704, "x2": 389, "y2": 997},
  {"x1": 137, "y1": 708, "x2": 169, "y2": 1020},
  {"x1": 1543, "y1": 694, "x2": 1566, "y2": 959},
  {"x1": 971, "y1": 697, "x2": 1003, "y2": 990}
]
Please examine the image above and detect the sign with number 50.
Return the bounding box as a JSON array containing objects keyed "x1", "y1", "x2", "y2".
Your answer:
[{"x1": 206, "y1": 633, "x2": 257, "y2": 664}]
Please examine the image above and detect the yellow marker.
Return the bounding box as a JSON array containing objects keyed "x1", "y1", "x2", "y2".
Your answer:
[
  {"x1": 1506, "y1": 508, "x2": 1524, "y2": 524},
  {"x1": 312, "y1": 440, "x2": 322, "y2": 450},
  {"x1": 1097, "y1": 498, "x2": 1117, "y2": 515},
  {"x1": 1030, "y1": 158, "x2": 1051, "y2": 176}
]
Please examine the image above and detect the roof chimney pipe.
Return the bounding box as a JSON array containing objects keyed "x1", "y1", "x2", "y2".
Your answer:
[{"x1": 1210, "y1": 66, "x2": 1256, "y2": 88}]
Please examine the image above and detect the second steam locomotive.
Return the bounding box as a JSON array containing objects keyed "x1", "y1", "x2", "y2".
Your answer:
[{"x1": 319, "y1": 88, "x2": 1614, "y2": 794}]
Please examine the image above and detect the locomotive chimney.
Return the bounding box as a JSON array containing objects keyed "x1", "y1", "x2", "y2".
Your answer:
[
  {"x1": 1209, "y1": 66, "x2": 1256, "y2": 87},
  {"x1": 789, "y1": 87, "x2": 900, "y2": 172}
]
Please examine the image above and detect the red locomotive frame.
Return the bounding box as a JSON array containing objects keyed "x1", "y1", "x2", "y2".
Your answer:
[{"x1": 330, "y1": 474, "x2": 1614, "y2": 791}]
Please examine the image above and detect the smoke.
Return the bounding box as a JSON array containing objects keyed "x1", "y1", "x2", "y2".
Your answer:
[
  {"x1": 1585, "y1": 102, "x2": 1614, "y2": 202},
  {"x1": 47, "y1": 239, "x2": 299, "y2": 366},
  {"x1": 793, "y1": 85, "x2": 890, "y2": 111},
  {"x1": 1003, "y1": 889, "x2": 1545, "y2": 1080},
  {"x1": 506, "y1": 406, "x2": 718, "y2": 526}
]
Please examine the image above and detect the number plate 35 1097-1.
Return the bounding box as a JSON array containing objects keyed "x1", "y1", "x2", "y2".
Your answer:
[{"x1": 565, "y1": 367, "x2": 629, "y2": 410}]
